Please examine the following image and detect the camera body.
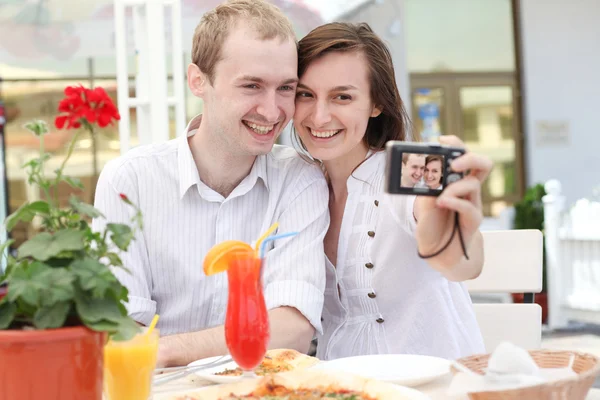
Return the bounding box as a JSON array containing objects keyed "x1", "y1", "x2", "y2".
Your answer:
[{"x1": 384, "y1": 141, "x2": 465, "y2": 196}]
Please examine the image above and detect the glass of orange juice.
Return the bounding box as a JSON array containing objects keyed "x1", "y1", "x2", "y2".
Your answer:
[{"x1": 104, "y1": 329, "x2": 159, "y2": 400}]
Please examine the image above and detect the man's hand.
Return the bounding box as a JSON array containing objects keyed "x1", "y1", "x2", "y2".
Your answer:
[{"x1": 414, "y1": 135, "x2": 493, "y2": 281}]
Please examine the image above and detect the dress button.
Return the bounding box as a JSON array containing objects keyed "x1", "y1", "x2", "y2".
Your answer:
[
  {"x1": 367, "y1": 231, "x2": 375, "y2": 238},
  {"x1": 365, "y1": 262, "x2": 374, "y2": 269},
  {"x1": 368, "y1": 292, "x2": 376, "y2": 299},
  {"x1": 376, "y1": 317, "x2": 385, "y2": 323},
  {"x1": 374, "y1": 200, "x2": 379, "y2": 206}
]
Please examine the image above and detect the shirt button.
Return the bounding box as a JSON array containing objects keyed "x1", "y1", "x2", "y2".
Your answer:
[
  {"x1": 376, "y1": 317, "x2": 385, "y2": 323},
  {"x1": 368, "y1": 292, "x2": 376, "y2": 299},
  {"x1": 365, "y1": 262, "x2": 374, "y2": 269},
  {"x1": 367, "y1": 231, "x2": 375, "y2": 238},
  {"x1": 374, "y1": 200, "x2": 379, "y2": 206}
]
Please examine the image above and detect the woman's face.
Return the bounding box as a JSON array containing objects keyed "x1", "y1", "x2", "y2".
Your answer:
[
  {"x1": 293, "y1": 51, "x2": 381, "y2": 162},
  {"x1": 424, "y1": 159, "x2": 442, "y2": 189}
]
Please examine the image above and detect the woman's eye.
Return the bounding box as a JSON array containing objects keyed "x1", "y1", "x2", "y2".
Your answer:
[{"x1": 296, "y1": 92, "x2": 312, "y2": 98}]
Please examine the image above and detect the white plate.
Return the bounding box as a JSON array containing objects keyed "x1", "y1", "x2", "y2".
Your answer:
[
  {"x1": 158, "y1": 381, "x2": 431, "y2": 400},
  {"x1": 312, "y1": 354, "x2": 450, "y2": 387},
  {"x1": 187, "y1": 356, "x2": 245, "y2": 384}
]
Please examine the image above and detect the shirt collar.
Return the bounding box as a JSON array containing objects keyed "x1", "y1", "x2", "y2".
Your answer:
[{"x1": 177, "y1": 115, "x2": 270, "y2": 199}]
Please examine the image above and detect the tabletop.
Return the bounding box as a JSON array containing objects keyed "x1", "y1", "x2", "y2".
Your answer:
[{"x1": 152, "y1": 373, "x2": 600, "y2": 399}]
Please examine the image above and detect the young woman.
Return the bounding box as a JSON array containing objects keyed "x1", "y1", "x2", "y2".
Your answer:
[
  {"x1": 293, "y1": 22, "x2": 492, "y2": 360},
  {"x1": 425, "y1": 155, "x2": 444, "y2": 190}
]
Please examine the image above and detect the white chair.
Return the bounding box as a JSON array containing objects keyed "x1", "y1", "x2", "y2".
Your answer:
[{"x1": 466, "y1": 229, "x2": 544, "y2": 352}]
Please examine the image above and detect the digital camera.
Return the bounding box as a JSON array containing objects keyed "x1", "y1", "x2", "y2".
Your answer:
[{"x1": 384, "y1": 141, "x2": 465, "y2": 196}]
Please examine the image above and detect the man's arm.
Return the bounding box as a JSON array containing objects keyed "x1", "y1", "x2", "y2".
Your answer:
[
  {"x1": 92, "y1": 160, "x2": 157, "y2": 325},
  {"x1": 158, "y1": 307, "x2": 312, "y2": 367},
  {"x1": 157, "y1": 167, "x2": 330, "y2": 367}
]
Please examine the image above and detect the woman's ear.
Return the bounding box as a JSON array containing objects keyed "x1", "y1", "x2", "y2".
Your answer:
[
  {"x1": 187, "y1": 63, "x2": 207, "y2": 97},
  {"x1": 371, "y1": 105, "x2": 383, "y2": 118}
]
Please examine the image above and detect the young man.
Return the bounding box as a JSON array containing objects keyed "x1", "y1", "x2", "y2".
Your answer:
[
  {"x1": 93, "y1": 0, "x2": 329, "y2": 367},
  {"x1": 400, "y1": 153, "x2": 426, "y2": 188}
]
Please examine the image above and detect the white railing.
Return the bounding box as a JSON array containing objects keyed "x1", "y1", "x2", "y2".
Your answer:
[
  {"x1": 543, "y1": 179, "x2": 600, "y2": 330},
  {"x1": 113, "y1": 0, "x2": 186, "y2": 153}
]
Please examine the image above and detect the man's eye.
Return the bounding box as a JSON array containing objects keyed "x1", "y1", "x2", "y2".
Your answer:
[
  {"x1": 279, "y1": 85, "x2": 295, "y2": 91},
  {"x1": 244, "y1": 84, "x2": 259, "y2": 89}
]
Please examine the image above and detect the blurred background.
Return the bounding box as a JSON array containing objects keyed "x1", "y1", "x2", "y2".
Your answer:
[{"x1": 0, "y1": 0, "x2": 599, "y2": 336}]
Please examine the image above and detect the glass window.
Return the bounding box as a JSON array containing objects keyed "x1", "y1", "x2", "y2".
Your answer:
[{"x1": 405, "y1": 0, "x2": 515, "y2": 72}]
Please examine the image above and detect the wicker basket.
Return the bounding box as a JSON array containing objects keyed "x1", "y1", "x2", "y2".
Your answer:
[{"x1": 453, "y1": 349, "x2": 600, "y2": 400}]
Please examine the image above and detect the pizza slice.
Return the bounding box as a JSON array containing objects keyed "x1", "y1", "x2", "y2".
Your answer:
[
  {"x1": 214, "y1": 349, "x2": 319, "y2": 377},
  {"x1": 171, "y1": 370, "x2": 410, "y2": 399}
]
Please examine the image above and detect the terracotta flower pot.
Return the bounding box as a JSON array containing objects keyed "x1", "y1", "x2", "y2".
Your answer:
[{"x1": 0, "y1": 326, "x2": 105, "y2": 400}]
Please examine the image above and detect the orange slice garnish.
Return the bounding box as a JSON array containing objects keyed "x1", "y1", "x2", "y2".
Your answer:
[{"x1": 203, "y1": 240, "x2": 254, "y2": 276}]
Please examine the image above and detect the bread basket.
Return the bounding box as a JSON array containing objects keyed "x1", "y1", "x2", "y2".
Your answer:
[{"x1": 453, "y1": 349, "x2": 600, "y2": 399}]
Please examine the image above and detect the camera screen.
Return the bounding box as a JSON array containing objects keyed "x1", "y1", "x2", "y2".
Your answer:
[{"x1": 400, "y1": 153, "x2": 445, "y2": 192}]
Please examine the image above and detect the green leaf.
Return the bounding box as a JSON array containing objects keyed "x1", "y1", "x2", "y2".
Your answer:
[
  {"x1": 69, "y1": 196, "x2": 104, "y2": 219},
  {"x1": 7, "y1": 262, "x2": 46, "y2": 306},
  {"x1": 37, "y1": 268, "x2": 75, "y2": 306},
  {"x1": 5, "y1": 202, "x2": 37, "y2": 231},
  {"x1": 33, "y1": 301, "x2": 71, "y2": 329},
  {"x1": 106, "y1": 252, "x2": 123, "y2": 267},
  {"x1": 107, "y1": 223, "x2": 133, "y2": 251},
  {"x1": 23, "y1": 120, "x2": 49, "y2": 137},
  {"x1": 18, "y1": 230, "x2": 85, "y2": 261},
  {"x1": 62, "y1": 176, "x2": 85, "y2": 190},
  {"x1": 85, "y1": 319, "x2": 119, "y2": 332},
  {"x1": 28, "y1": 201, "x2": 51, "y2": 214},
  {"x1": 0, "y1": 301, "x2": 16, "y2": 329},
  {"x1": 70, "y1": 258, "x2": 118, "y2": 298},
  {"x1": 74, "y1": 289, "x2": 124, "y2": 323},
  {"x1": 110, "y1": 317, "x2": 141, "y2": 341}
]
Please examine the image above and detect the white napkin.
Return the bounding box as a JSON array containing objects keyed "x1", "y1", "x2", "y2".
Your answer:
[{"x1": 447, "y1": 342, "x2": 578, "y2": 398}]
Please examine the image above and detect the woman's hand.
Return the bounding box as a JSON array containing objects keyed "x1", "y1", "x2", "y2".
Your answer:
[{"x1": 414, "y1": 135, "x2": 493, "y2": 280}]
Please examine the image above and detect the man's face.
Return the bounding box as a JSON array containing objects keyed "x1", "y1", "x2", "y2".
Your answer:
[
  {"x1": 401, "y1": 154, "x2": 425, "y2": 187},
  {"x1": 197, "y1": 22, "x2": 298, "y2": 156}
]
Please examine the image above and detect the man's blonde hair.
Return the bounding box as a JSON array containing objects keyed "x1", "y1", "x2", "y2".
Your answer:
[{"x1": 192, "y1": 0, "x2": 296, "y2": 84}]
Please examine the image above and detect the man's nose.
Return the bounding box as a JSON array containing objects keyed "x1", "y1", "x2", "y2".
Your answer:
[{"x1": 256, "y1": 91, "x2": 280, "y2": 123}]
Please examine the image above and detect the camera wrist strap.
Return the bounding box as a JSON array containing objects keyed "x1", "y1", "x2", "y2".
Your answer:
[{"x1": 417, "y1": 212, "x2": 470, "y2": 261}]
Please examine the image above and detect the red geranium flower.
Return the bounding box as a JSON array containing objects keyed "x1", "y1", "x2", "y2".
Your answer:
[{"x1": 55, "y1": 85, "x2": 121, "y2": 130}]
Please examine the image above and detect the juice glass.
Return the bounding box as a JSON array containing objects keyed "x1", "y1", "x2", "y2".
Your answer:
[
  {"x1": 224, "y1": 250, "x2": 270, "y2": 377},
  {"x1": 103, "y1": 329, "x2": 159, "y2": 400}
]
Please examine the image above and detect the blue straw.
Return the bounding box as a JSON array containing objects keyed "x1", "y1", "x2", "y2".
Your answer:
[{"x1": 260, "y1": 231, "x2": 299, "y2": 259}]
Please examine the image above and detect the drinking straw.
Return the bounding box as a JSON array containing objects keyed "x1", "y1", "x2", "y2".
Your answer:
[
  {"x1": 259, "y1": 232, "x2": 299, "y2": 259},
  {"x1": 254, "y1": 222, "x2": 279, "y2": 252},
  {"x1": 146, "y1": 314, "x2": 160, "y2": 336}
]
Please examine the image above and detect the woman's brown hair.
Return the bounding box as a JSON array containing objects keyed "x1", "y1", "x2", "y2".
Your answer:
[{"x1": 295, "y1": 22, "x2": 413, "y2": 151}]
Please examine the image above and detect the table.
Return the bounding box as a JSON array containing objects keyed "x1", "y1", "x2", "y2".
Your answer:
[{"x1": 152, "y1": 374, "x2": 600, "y2": 399}]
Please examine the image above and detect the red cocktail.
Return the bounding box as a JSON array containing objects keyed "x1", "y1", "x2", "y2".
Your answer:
[{"x1": 224, "y1": 251, "x2": 269, "y2": 375}]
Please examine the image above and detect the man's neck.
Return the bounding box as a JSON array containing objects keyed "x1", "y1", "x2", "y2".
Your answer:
[{"x1": 188, "y1": 121, "x2": 256, "y2": 198}]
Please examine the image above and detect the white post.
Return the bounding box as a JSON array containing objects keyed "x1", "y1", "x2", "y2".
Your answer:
[
  {"x1": 543, "y1": 179, "x2": 569, "y2": 330},
  {"x1": 113, "y1": 0, "x2": 185, "y2": 151},
  {"x1": 170, "y1": 0, "x2": 186, "y2": 137},
  {"x1": 114, "y1": 0, "x2": 131, "y2": 154},
  {"x1": 146, "y1": 1, "x2": 169, "y2": 144}
]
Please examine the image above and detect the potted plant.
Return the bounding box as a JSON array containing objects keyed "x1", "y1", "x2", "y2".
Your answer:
[
  {"x1": 512, "y1": 183, "x2": 548, "y2": 323},
  {"x1": 0, "y1": 86, "x2": 142, "y2": 400}
]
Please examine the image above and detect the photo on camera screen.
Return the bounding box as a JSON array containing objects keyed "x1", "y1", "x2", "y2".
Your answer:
[{"x1": 400, "y1": 153, "x2": 445, "y2": 193}]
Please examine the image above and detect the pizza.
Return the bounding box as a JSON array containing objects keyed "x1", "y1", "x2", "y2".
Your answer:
[
  {"x1": 214, "y1": 349, "x2": 319, "y2": 377},
  {"x1": 171, "y1": 370, "x2": 410, "y2": 399}
]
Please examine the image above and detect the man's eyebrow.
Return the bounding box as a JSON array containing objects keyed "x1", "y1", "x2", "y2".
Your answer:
[{"x1": 237, "y1": 76, "x2": 298, "y2": 85}]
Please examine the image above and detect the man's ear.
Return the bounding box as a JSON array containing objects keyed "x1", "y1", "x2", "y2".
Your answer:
[
  {"x1": 371, "y1": 105, "x2": 383, "y2": 118},
  {"x1": 188, "y1": 63, "x2": 207, "y2": 97}
]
